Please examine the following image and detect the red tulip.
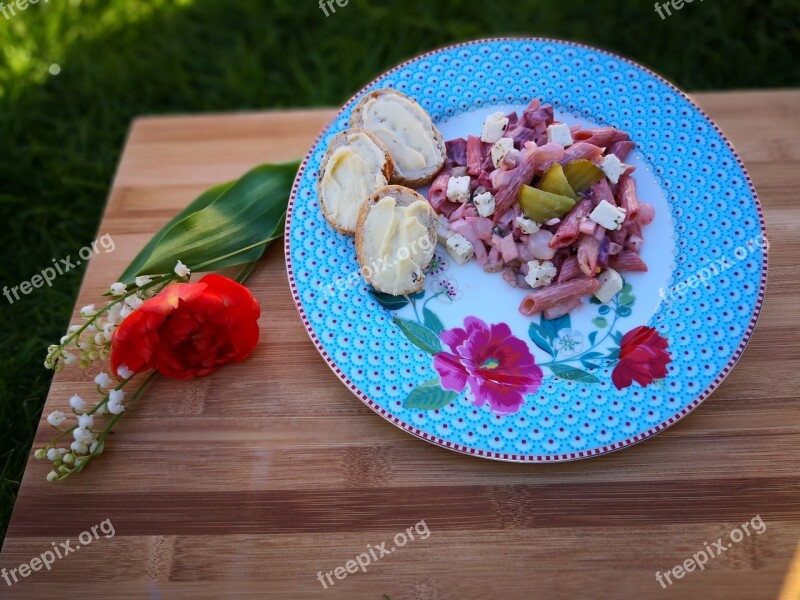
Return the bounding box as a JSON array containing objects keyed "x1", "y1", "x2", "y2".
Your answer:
[
  {"x1": 111, "y1": 274, "x2": 260, "y2": 379},
  {"x1": 611, "y1": 326, "x2": 671, "y2": 390}
]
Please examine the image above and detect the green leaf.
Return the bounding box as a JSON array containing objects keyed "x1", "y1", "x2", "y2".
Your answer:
[
  {"x1": 422, "y1": 307, "x2": 445, "y2": 335},
  {"x1": 528, "y1": 323, "x2": 555, "y2": 357},
  {"x1": 548, "y1": 364, "x2": 601, "y2": 384},
  {"x1": 369, "y1": 288, "x2": 409, "y2": 311},
  {"x1": 126, "y1": 161, "x2": 299, "y2": 280},
  {"x1": 598, "y1": 304, "x2": 611, "y2": 315},
  {"x1": 617, "y1": 305, "x2": 632, "y2": 318},
  {"x1": 119, "y1": 180, "x2": 234, "y2": 282},
  {"x1": 619, "y1": 293, "x2": 636, "y2": 306},
  {"x1": 581, "y1": 360, "x2": 601, "y2": 370},
  {"x1": 621, "y1": 282, "x2": 633, "y2": 294},
  {"x1": 588, "y1": 331, "x2": 598, "y2": 345},
  {"x1": 592, "y1": 317, "x2": 608, "y2": 328},
  {"x1": 393, "y1": 317, "x2": 442, "y2": 354},
  {"x1": 403, "y1": 378, "x2": 459, "y2": 410}
]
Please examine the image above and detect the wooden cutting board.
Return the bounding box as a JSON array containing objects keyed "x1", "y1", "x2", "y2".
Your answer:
[{"x1": 1, "y1": 92, "x2": 799, "y2": 600}]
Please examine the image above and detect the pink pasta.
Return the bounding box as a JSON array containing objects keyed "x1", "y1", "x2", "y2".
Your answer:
[{"x1": 425, "y1": 98, "x2": 656, "y2": 321}]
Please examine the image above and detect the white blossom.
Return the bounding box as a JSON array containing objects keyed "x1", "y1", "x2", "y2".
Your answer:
[
  {"x1": 120, "y1": 305, "x2": 133, "y2": 319},
  {"x1": 78, "y1": 413, "x2": 93, "y2": 429},
  {"x1": 117, "y1": 364, "x2": 134, "y2": 380},
  {"x1": 70, "y1": 441, "x2": 88, "y2": 455},
  {"x1": 73, "y1": 428, "x2": 95, "y2": 445},
  {"x1": 135, "y1": 275, "x2": 152, "y2": 287},
  {"x1": 80, "y1": 304, "x2": 96, "y2": 318},
  {"x1": 124, "y1": 294, "x2": 143, "y2": 310},
  {"x1": 69, "y1": 394, "x2": 85, "y2": 411},
  {"x1": 174, "y1": 260, "x2": 191, "y2": 278},
  {"x1": 107, "y1": 401, "x2": 125, "y2": 415},
  {"x1": 110, "y1": 282, "x2": 127, "y2": 296},
  {"x1": 47, "y1": 411, "x2": 66, "y2": 427},
  {"x1": 94, "y1": 372, "x2": 112, "y2": 388}
]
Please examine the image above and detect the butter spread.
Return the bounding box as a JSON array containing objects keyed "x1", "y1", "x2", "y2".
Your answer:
[
  {"x1": 361, "y1": 196, "x2": 432, "y2": 295},
  {"x1": 361, "y1": 95, "x2": 440, "y2": 176},
  {"x1": 320, "y1": 131, "x2": 387, "y2": 231}
]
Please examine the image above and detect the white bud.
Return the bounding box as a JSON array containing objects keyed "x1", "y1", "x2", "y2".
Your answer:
[
  {"x1": 109, "y1": 282, "x2": 127, "y2": 296},
  {"x1": 34, "y1": 448, "x2": 46, "y2": 459},
  {"x1": 46, "y1": 471, "x2": 58, "y2": 482},
  {"x1": 63, "y1": 453, "x2": 75, "y2": 464},
  {"x1": 80, "y1": 304, "x2": 96, "y2": 317},
  {"x1": 69, "y1": 394, "x2": 85, "y2": 411},
  {"x1": 70, "y1": 441, "x2": 88, "y2": 455},
  {"x1": 173, "y1": 260, "x2": 191, "y2": 278},
  {"x1": 94, "y1": 372, "x2": 112, "y2": 388},
  {"x1": 46, "y1": 448, "x2": 59, "y2": 461},
  {"x1": 135, "y1": 275, "x2": 152, "y2": 287},
  {"x1": 47, "y1": 411, "x2": 66, "y2": 427}
]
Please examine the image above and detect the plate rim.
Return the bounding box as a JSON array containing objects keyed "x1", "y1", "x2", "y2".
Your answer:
[{"x1": 283, "y1": 36, "x2": 769, "y2": 463}]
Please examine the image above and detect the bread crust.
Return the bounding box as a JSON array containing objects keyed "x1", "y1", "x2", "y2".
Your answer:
[
  {"x1": 355, "y1": 185, "x2": 437, "y2": 296},
  {"x1": 317, "y1": 128, "x2": 394, "y2": 235},
  {"x1": 350, "y1": 89, "x2": 446, "y2": 187}
]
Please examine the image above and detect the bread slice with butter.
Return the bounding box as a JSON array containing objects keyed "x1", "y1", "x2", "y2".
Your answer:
[
  {"x1": 355, "y1": 185, "x2": 437, "y2": 296},
  {"x1": 350, "y1": 89, "x2": 446, "y2": 187},
  {"x1": 318, "y1": 128, "x2": 394, "y2": 235}
]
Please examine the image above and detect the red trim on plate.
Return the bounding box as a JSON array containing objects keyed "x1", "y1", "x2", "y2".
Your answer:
[{"x1": 283, "y1": 37, "x2": 768, "y2": 463}]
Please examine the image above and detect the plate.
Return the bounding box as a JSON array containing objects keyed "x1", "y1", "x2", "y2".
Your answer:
[{"x1": 285, "y1": 38, "x2": 767, "y2": 461}]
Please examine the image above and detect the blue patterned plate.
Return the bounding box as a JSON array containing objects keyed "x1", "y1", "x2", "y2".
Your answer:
[{"x1": 285, "y1": 38, "x2": 767, "y2": 461}]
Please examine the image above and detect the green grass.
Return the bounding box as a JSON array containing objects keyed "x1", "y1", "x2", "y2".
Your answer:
[{"x1": 0, "y1": 0, "x2": 797, "y2": 544}]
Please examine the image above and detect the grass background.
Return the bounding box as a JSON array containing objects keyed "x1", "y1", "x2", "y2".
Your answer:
[{"x1": 0, "y1": 0, "x2": 797, "y2": 544}]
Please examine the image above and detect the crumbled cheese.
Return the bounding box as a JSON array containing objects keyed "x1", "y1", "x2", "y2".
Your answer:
[
  {"x1": 594, "y1": 268, "x2": 624, "y2": 303},
  {"x1": 473, "y1": 191, "x2": 496, "y2": 218},
  {"x1": 547, "y1": 123, "x2": 573, "y2": 147},
  {"x1": 524, "y1": 260, "x2": 557, "y2": 289},
  {"x1": 600, "y1": 153, "x2": 626, "y2": 184},
  {"x1": 490, "y1": 137, "x2": 515, "y2": 169},
  {"x1": 446, "y1": 175, "x2": 471, "y2": 204},
  {"x1": 515, "y1": 216, "x2": 539, "y2": 235},
  {"x1": 480, "y1": 112, "x2": 509, "y2": 143},
  {"x1": 589, "y1": 200, "x2": 626, "y2": 231},
  {"x1": 445, "y1": 233, "x2": 474, "y2": 265}
]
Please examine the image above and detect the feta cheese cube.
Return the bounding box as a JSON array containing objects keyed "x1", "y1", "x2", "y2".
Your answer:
[
  {"x1": 547, "y1": 123, "x2": 573, "y2": 147},
  {"x1": 593, "y1": 268, "x2": 624, "y2": 304},
  {"x1": 446, "y1": 175, "x2": 471, "y2": 204},
  {"x1": 589, "y1": 200, "x2": 626, "y2": 231},
  {"x1": 490, "y1": 137, "x2": 515, "y2": 168},
  {"x1": 524, "y1": 260, "x2": 557, "y2": 289},
  {"x1": 480, "y1": 112, "x2": 509, "y2": 143},
  {"x1": 445, "y1": 233, "x2": 474, "y2": 265},
  {"x1": 600, "y1": 153, "x2": 626, "y2": 184},
  {"x1": 473, "y1": 191, "x2": 496, "y2": 217},
  {"x1": 514, "y1": 215, "x2": 540, "y2": 235}
]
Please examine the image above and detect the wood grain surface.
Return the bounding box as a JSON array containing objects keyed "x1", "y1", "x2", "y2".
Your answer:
[{"x1": 1, "y1": 91, "x2": 799, "y2": 600}]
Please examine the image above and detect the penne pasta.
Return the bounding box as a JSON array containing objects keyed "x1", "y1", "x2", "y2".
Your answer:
[
  {"x1": 519, "y1": 278, "x2": 600, "y2": 316},
  {"x1": 549, "y1": 199, "x2": 593, "y2": 249},
  {"x1": 607, "y1": 140, "x2": 635, "y2": 161},
  {"x1": 466, "y1": 135, "x2": 484, "y2": 176},
  {"x1": 609, "y1": 250, "x2": 648, "y2": 272},
  {"x1": 559, "y1": 142, "x2": 604, "y2": 166},
  {"x1": 617, "y1": 174, "x2": 640, "y2": 223},
  {"x1": 573, "y1": 127, "x2": 628, "y2": 148}
]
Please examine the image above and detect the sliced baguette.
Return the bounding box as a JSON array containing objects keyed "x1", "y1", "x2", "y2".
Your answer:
[
  {"x1": 355, "y1": 185, "x2": 437, "y2": 296},
  {"x1": 318, "y1": 128, "x2": 394, "y2": 235},
  {"x1": 350, "y1": 88, "x2": 446, "y2": 187}
]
